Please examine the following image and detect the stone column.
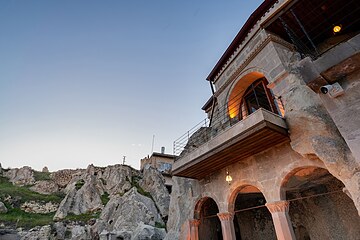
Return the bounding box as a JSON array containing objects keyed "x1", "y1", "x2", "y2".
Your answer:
[
  {"x1": 217, "y1": 212, "x2": 236, "y2": 240},
  {"x1": 266, "y1": 201, "x2": 295, "y2": 240},
  {"x1": 189, "y1": 219, "x2": 200, "y2": 240}
]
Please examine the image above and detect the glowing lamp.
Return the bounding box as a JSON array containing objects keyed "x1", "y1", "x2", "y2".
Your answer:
[
  {"x1": 226, "y1": 170, "x2": 232, "y2": 185},
  {"x1": 333, "y1": 25, "x2": 342, "y2": 33}
]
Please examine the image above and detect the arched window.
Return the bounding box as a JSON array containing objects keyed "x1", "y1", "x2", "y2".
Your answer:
[{"x1": 239, "y1": 78, "x2": 277, "y2": 120}]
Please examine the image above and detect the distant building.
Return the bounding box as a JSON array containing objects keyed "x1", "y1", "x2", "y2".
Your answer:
[
  {"x1": 169, "y1": 0, "x2": 360, "y2": 239},
  {"x1": 140, "y1": 148, "x2": 174, "y2": 193}
]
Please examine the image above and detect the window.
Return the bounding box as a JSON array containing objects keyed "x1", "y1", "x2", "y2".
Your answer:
[{"x1": 239, "y1": 78, "x2": 277, "y2": 120}]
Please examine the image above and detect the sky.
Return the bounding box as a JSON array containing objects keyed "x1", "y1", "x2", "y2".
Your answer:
[{"x1": 0, "y1": 0, "x2": 263, "y2": 171}]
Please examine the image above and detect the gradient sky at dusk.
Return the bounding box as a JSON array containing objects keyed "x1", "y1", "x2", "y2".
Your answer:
[{"x1": 0, "y1": 0, "x2": 263, "y2": 171}]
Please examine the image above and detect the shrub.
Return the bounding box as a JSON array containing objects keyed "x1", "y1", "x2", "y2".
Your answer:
[
  {"x1": 0, "y1": 207, "x2": 54, "y2": 229},
  {"x1": 64, "y1": 211, "x2": 100, "y2": 222},
  {"x1": 33, "y1": 171, "x2": 51, "y2": 181},
  {"x1": 75, "y1": 179, "x2": 85, "y2": 190},
  {"x1": 0, "y1": 176, "x2": 63, "y2": 204},
  {"x1": 101, "y1": 192, "x2": 110, "y2": 205}
]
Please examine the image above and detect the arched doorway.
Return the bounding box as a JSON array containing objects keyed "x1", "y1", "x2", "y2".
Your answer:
[
  {"x1": 231, "y1": 185, "x2": 276, "y2": 240},
  {"x1": 195, "y1": 197, "x2": 223, "y2": 240},
  {"x1": 282, "y1": 167, "x2": 360, "y2": 240}
]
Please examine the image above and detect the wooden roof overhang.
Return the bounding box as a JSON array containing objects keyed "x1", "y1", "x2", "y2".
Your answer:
[{"x1": 172, "y1": 109, "x2": 289, "y2": 180}]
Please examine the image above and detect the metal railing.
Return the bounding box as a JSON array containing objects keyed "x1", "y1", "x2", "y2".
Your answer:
[{"x1": 173, "y1": 86, "x2": 284, "y2": 157}]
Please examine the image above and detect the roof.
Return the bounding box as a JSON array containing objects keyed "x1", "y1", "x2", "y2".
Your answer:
[
  {"x1": 151, "y1": 152, "x2": 175, "y2": 159},
  {"x1": 201, "y1": 96, "x2": 217, "y2": 111},
  {"x1": 206, "y1": 0, "x2": 277, "y2": 82}
]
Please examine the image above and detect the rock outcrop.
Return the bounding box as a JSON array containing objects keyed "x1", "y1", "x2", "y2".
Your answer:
[
  {"x1": 283, "y1": 73, "x2": 360, "y2": 214},
  {"x1": 132, "y1": 223, "x2": 167, "y2": 240},
  {"x1": 0, "y1": 163, "x2": 170, "y2": 240},
  {"x1": 165, "y1": 176, "x2": 201, "y2": 240},
  {"x1": 3, "y1": 166, "x2": 35, "y2": 186},
  {"x1": 140, "y1": 167, "x2": 170, "y2": 218},
  {"x1": 0, "y1": 201, "x2": 8, "y2": 213},
  {"x1": 95, "y1": 187, "x2": 163, "y2": 233},
  {"x1": 29, "y1": 180, "x2": 59, "y2": 195},
  {"x1": 54, "y1": 174, "x2": 103, "y2": 220}
]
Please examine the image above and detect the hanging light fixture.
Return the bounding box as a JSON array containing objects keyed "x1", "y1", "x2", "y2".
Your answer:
[
  {"x1": 226, "y1": 170, "x2": 232, "y2": 185},
  {"x1": 333, "y1": 25, "x2": 342, "y2": 33}
]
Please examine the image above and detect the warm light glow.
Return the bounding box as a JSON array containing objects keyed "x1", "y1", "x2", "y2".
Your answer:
[
  {"x1": 226, "y1": 171, "x2": 232, "y2": 184},
  {"x1": 229, "y1": 107, "x2": 237, "y2": 119},
  {"x1": 333, "y1": 25, "x2": 341, "y2": 33}
]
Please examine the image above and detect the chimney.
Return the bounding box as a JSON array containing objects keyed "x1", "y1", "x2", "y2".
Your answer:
[{"x1": 161, "y1": 146, "x2": 165, "y2": 154}]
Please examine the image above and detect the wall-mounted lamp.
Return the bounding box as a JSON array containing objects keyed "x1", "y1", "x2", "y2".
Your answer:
[
  {"x1": 226, "y1": 170, "x2": 232, "y2": 185},
  {"x1": 333, "y1": 25, "x2": 342, "y2": 33}
]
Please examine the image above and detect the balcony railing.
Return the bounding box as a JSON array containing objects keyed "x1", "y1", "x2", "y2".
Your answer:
[{"x1": 173, "y1": 90, "x2": 284, "y2": 158}]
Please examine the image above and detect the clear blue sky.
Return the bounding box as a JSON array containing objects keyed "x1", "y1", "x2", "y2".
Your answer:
[{"x1": 0, "y1": 0, "x2": 263, "y2": 171}]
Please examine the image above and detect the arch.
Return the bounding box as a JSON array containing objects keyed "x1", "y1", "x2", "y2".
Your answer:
[
  {"x1": 228, "y1": 183, "x2": 276, "y2": 239},
  {"x1": 227, "y1": 70, "x2": 279, "y2": 122},
  {"x1": 194, "y1": 193, "x2": 222, "y2": 219},
  {"x1": 194, "y1": 197, "x2": 223, "y2": 240},
  {"x1": 272, "y1": 159, "x2": 326, "y2": 201},
  {"x1": 227, "y1": 71, "x2": 264, "y2": 119},
  {"x1": 280, "y1": 166, "x2": 360, "y2": 239},
  {"x1": 228, "y1": 182, "x2": 266, "y2": 212}
]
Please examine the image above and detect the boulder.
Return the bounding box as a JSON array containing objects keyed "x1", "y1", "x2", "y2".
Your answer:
[
  {"x1": 71, "y1": 225, "x2": 92, "y2": 240},
  {"x1": 54, "y1": 175, "x2": 103, "y2": 220},
  {"x1": 131, "y1": 223, "x2": 166, "y2": 240},
  {"x1": 140, "y1": 167, "x2": 170, "y2": 218},
  {"x1": 0, "y1": 201, "x2": 8, "y2": 213},
  {"x1": 0, "y1": 229, "x2": 20, "y2": 240},
  {"x1": 41, "y1": 166, "x2": 49, "y2": 173},
  {"x1": 29, "y1": 180, "x2": 59, "y2": 195},
  {"x1": 3, "y1": 166, "x2": 35, "y2": 186},
  {"x1": 53, "y1": 222, "x2": 66, "y2": 239},
  {"x1": 96, "y1": 187, "x2": 163, "y2": 233},
  {"x1": 19, "y1": 225, "x2": 51, "y2": 240},
  {"x1": 51, "y1": 169, "x2": 84, "y2": 188},
  {"x1": 99, "y1": 164, "x2": 135, "y2": 195}
]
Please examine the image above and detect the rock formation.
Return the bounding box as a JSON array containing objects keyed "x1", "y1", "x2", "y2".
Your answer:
[
  {"x1": 0, "y1": 164, "x2": 170, "y2": 239},
  {"x1": 140, "y1": 166, "x2": 170, "y2": 218},
  {"x1": 30, "y1": 180, "x2": 59, "y2": 195},
  {"x1": 3, "y1": 166, "x2": 35, "y2": 186},
  {"x1": 165, "y1": 176, "x2": 201, "y2": 240},
  {"x1": 0, "y1": 202, "x2": 7, "y2": 213}
]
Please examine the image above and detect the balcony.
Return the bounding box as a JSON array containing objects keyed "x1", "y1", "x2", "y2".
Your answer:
[{"x1": 172, "y1": 108, "x2": 289, "y2": 179}]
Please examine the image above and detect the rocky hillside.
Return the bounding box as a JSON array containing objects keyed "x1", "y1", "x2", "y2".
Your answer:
[{"x1": 0, "y1": 163, "x2": 170, "y2": 240}]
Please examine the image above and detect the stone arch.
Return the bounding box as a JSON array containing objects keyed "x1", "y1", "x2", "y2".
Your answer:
[
  {"x1": 194, "y1": 196, "x2": 223, "y2": 240},
  {"x1": 280, "y1": 165, "x2": 360, "y2": 239},
  {"x1": 228, "y1": 183, "x2": 276, "y2": 239},
  {"x1": 228, "y1": 182, "x2": 266, "y2": 212},
  {"x1": 226, "y1": 68, "x2": 279, "y2": 121},
  {"x1": 194, "y1": 194, "x2": 220, "y2": 219},
  {"x1": 274, "y1": 160, "x2": 325, "y2": 201},
  {"x1": 227, "y1": 71, "x2": 264, "y2": 119}
]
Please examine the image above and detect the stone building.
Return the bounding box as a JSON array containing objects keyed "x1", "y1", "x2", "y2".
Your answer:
[
  {"x1": 167, "y1": 0, "x2": 360, "y2": 239},
  {"x1": 140, "y1": 149, "x2": 175, "y2": 192}
]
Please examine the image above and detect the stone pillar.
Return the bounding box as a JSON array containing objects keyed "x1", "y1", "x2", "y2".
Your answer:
[
  {"x1": 189, "y1": 219, "x2": 200, "y2": 240},
  {"x1": 217, "y1": 212, "x2": 236, "y2": 240},
  {"x1": 266, "y1": 201, "x2": 295, "y2": 240}
]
